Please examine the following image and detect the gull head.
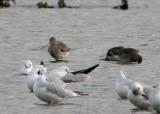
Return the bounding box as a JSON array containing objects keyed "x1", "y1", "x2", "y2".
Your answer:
[
  {"x1": 131, "y1": 82, "x2": 144, "y2": 96},
  {"x1": 30, "y1": 65, "x2": 47, "y2": 75},
  {"x1": 58, "y1": 66, "x2": 70, "y2": 74},
  {"x1": 35, "y1": 65, "x2": 47, "y2": 74},
  {"x1": 25, "y1": 60, "x2": 33, "y2": 69}
]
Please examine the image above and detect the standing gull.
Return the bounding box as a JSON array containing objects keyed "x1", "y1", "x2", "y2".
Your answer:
[
  {"x1": 149, "y1": 85, "x2": 160, "y2": 113},
  {"x1": 115, "y1": 71, "x2": 134, "y2": 99},
  {"x1": 27, "y1": 65, "x2": 47, "y2": 92},
  {"x1": 33, "y1": 68, "x2": 86, "y2": 104},
  {"x1": 48, "y1": 37, "x2": 71, "y2": 61}
]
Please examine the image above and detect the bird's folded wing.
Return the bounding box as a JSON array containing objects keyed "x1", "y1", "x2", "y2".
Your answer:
[
  {"x1": 46, "y1": 82, "x2": 78, "y2": 98},
  {"x1": 62, "y1": 74, "x2": 89, "y2": 83}
]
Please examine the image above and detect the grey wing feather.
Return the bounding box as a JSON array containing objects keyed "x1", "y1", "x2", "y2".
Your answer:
[
  {"x1": 143, "y1": 85, "x2": 153, "y2": 97},
  {"x1": 62, "y1": 74, "x2": 88, "y2": 83},
  {"x1": 46, "y1": 82, "x2": 77, "y2": 98}
]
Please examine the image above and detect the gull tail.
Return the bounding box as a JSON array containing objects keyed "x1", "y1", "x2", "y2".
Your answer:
[{"x1": 71, "y1": 64, "x2": 99, "y2": 75}]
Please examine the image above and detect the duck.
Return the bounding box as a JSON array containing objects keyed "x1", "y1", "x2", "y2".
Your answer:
[{"x1": 105, "y1": 46, "x2": 143, "y2": 64}]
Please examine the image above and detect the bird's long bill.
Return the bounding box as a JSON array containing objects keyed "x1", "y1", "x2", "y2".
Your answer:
[{"x1": 40, "y1": 43, "x2": 49, "y2": 49}]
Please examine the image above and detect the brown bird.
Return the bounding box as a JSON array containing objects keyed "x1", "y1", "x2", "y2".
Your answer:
[{"x1": 48, "y1": 37, "x2": 71, "y2": 61}]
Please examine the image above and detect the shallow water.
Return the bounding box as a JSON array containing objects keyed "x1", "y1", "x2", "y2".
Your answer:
[{"x1": 0, "y1": 0, "x2": 160, "y2": 114}]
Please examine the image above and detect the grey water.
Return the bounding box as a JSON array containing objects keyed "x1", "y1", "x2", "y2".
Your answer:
[{"x1": 0, "y1": 0, "x2": 160, "y2": 113}]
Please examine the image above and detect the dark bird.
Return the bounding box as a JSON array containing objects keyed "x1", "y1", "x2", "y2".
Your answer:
[
  {"x1": 105, "y1": 46, "x2": 142, "y2": 64},
  {"x1": 113, "y1": 0, "x2": 128, "y2": 10}
]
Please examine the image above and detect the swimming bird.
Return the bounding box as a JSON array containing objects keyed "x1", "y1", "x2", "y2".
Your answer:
[
  {"x1": 149, "y1": 85, "x2": 160, "y2": 113},
  {"x1": 128, "y1": 82, "x2": 151, "y2": 109},
  {"x1": 33, "y1": 68, "x2": 86, "y2": 104},
  {"x1": 20, "y1": 60, "x2": 33, "y2": 75},
  {"x1": 105, "y1": 46, "x2": 124, "y2": 61},
  {"x1": 27, "y1": 65, "x2": 47, "y2": 92},
  {"x1": 115, "y1": 71, "x2": 134, "y2": 99},
  {"x1": 113, "y1": 0, "x2": 128, "y2": 10},
  {"x1": 105, "y1": 46, "x2": 143, "y2": 64},
  {"x1": 48, "y1": 37, "x2": 71, "y2": 61}
]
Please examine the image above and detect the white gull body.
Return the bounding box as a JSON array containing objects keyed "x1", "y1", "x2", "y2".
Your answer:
[
  {"x1": 27, "y1": 65, "x2": 47, "y2": 92},
  {"x1": 149, "y1": 86, "x2": 160, "y2": 113},
  {"x1": 33, "y1": 71, "x2": 80, "y2": 104},
  {"x1": 128, "y1": 82, "x2": 151, "y2": 109},
  {"x1": 115, "y1": 71, "x2": 134, "y2": 99}
]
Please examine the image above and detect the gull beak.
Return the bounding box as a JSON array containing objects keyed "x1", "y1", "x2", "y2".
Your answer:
[{"x1": 140, "y1": 91, "x2": 149, "y2": 100}]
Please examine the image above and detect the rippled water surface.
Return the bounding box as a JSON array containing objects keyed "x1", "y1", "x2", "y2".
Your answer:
[{"x1": 0, "y1": 0, "x2": 160, "y2": 114}]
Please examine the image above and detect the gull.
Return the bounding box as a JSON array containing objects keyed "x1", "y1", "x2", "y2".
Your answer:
[
  {"x1": 20, "y1": 60, "x2": 33, "y2": 75},
  {"x1": 48, "y1": 64, "x2": 99, "y2": 83},
  {"x1": 128, "y1": 82, "x2": 151, "y2": 109},
  {"x1": 149, "y1": 85, "x2": 160, "y2": 113},
  {"x1": 62, "y1": 64, "x2": 99, "y2": 83},
  {"x1": 27, "y1": 65, "x2": 47, "y2": 92},
  {"x1": 105, "y1": 46, "x2": 143, "y2": 64},
  {"x1": 115, "y1": 71, "x2": 134, "y2": 99},
  {"x1": 33, "y1": 68, "x2": 87, "y2": 104},
  {"x1": 48, "y1": 37, "x2": 71, "y2": 61}
]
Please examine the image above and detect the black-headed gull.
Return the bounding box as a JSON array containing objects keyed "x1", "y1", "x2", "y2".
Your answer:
[
  {"x1": 128, "y1": 82, "x2": 151, "y2": 109},
  {"x1": 33, "y1": 68, "x2": 87, "y2": 104},
  {"x1": 115, "y1": 71, "x2": 134, "y2": 99},
  {"x1": 27, "y1": 65, "x2": 47, "y2": 92},
  {"x1": 48, "y1": 64, "x2": 99, "y2": 83},
  {"x1": 20, "y1": 60, "x2": 33, "y2": 75},
  {"x1": 48, "y1": 37, "x2": 71, "y2": 61},
  {"x1": 149, "y1": 85, "x2": 160, "y2": 113}
]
